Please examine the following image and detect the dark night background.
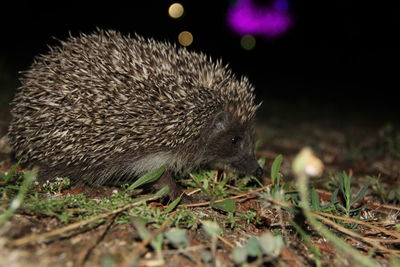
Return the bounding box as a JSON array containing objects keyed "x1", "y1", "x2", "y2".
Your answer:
[{"x1": 1, "y1": 0, "x2": 399, "y2": 123}]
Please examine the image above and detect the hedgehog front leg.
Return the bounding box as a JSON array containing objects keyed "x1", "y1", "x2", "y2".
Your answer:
[{"x1": 151, "y1": 170, "x2": 184, "y2": 201}]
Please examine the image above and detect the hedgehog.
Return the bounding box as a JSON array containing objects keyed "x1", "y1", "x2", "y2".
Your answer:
[{"x1": 8, "y1": 29, "x2": 262, "y2": 199}]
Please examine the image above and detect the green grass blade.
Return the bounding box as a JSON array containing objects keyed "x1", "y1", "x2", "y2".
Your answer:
[
  {"x1": 125, "y1": 166, "x2": 166, "y2": 192},
  {"x1": 351, "y1": 183, "x2": 370, "y2": 206},
  {"x1": 290, "y1": 220, "x2": 321, "y2": 267},
  {"x1": 0, "y1": 170, "x2": 36, "y2": 227},
  {"x1": 271, "y1": 154, "x2": 283, "y2": 185},
  {"x1": 310, "y1": 188, "x2": 320, "y2": 211},
  {"x1": 164, "y1": 196, "x2": 181, "y2": 213}
]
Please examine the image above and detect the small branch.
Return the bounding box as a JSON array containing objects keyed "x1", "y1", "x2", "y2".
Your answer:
[{"x1": 217, "y1": 234, "x2": 235, "y2": 248}]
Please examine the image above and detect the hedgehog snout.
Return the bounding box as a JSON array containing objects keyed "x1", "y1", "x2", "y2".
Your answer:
[
  {"x1": 245, "y1": 156, "x2": 263, "y2": 178},
  {"x1": 226, "y1": 153, "x2": 263, "y2": 179},
  {"x1": 253, "y1": 166, "x2": 264, "y2": 179}
]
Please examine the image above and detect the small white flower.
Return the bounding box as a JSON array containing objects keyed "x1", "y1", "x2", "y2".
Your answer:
[{"x1": 293, "y1": 147, "x2": 324, "y2": 177}]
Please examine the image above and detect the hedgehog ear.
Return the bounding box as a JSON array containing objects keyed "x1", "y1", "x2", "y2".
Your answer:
[{"x1": 211, "y1": 111, "x2": 230, "y2": 134}]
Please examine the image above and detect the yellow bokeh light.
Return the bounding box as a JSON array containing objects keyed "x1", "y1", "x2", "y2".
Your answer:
[
  {"x1": 168, "y1": 3, "x2": 184, "y2": 19},
  {"x1": 178, "y1": 31, "x2": 193, "y2": 47},
  {"x1": 240, "y1": 35, "x2": 256, "y2": 50}
]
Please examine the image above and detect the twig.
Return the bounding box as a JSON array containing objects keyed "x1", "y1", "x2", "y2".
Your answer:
[
  {"x1": 314, "y1": 211, "x2": 400, "y2": 240},
  {"x1": 313, "y1": 213, "x2": 400, "y2": 255},
  {"x1": 211, "y1": 234, "x2": 218, "y2": 266},
  {"x1": 366, "y1": 202, "x2": 400, "y2": 212},
  {"x1": 75, "y1": 214, "x2": 117, "y2": 267},
  {"x1": 363, "y1": 237, "x2": 400, "y2": 244},
  {"x1": 217, "y1": 235, "x2": 235, "y2": 248},
  {"x1": 9, "y1": 195, "x2": 161, "y2": 246}
]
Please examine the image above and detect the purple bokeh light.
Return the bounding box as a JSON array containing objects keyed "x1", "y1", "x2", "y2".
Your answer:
[{"x1": 227, "y1": 0, "x2": 292, "y2": 38}]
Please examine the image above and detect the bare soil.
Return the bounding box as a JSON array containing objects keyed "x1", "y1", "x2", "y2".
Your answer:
[{"x1": 1, "y1": 102, "x2": 399, "y2": 266}]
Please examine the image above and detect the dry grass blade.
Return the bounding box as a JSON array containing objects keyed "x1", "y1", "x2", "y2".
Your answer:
[
  {"x1": 315, "y1": 211, "x2": 400, "y2": 240},
  {"x1": 217, "y1": 235, "x2": 235, "y2": 248},
  {"x1": 313, "y1": 213, "x2": 400, "y2": 255}
]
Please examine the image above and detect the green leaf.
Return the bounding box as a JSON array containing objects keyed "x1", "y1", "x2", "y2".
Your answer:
[
  {"x1": 290, "y1": 220, "x2": 321, "y2": 266},
  {"x1": 126, "y1": 166, "x2": 165, "y2": 192},
  {"x1": 131, "y1": 217, "x2": 163, "y2": 251},
  {"x1": 164, "y1": 196, "x2": 181, "y2": 213},
  {"x1": 271, "y1": 154, "x2": 283, "y2": 185},
  {"x1": 331, "y1": 188, "x2": 339, "y2": 203},
  {"x1": 153, "y1": 232, "x2": 164, "y2": 252},
  {"x1": 202, "y1": 220, "x2": 222, "y2": 236},
  {"x1": 100, "y1": 256, "x2": 118, "y2": 267},
  {"x1": 212, "y1": 199, "x2": 236, "y2": 213},
  {"x1": 246, "y1": 237, "x2": 261, "y2": 257},
  {"x1": 310, "y1": 188, "x2": 320, "y2": 211},
  {"x1": 129, "y1": 186, "x2": 169, "y2": 204},
  {"x1": 232, "y1": 247, "x2": 248, "y2": 264},
  {"x1": 165, "y1": 228, "x2": 189, "y2": 247},
  {"x1": 340, "y1": 172, "x2": 351, "y2": 200},
  {"x1": 258, "y1": 157, "x2": 266, "y2": 169},
  {"x1": 254, "y1": 139, "x2": 262, "y2": 152},
  {"x1": 388, "y1": 190, "x2": 396, "y2": 201},
  {"x1": 2, "y1": 162, "x2": 20, "y2": 182},
  {"x1": 258, "y1": 233, "x2": 284, "y2": 258},
  {"x1": 200, "y1": 250, "x2": 213, "y2": 263},
  {"x1": 154, "y1": 186, "x2": 169, "y2": 197},
  {"x1": 131, "y1": 217, "x2": 149, "y2": 238},
  {"x1": 351, "y1": 183, "x2": 370, "y2": 206}
]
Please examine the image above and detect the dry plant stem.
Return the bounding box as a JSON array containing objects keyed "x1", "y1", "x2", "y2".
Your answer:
[
  {"x1": 366, "y1": 202, "x2": 400, "y2": 212},
  {"x1": 315, "y1": 211, "x2": 400, "y2": 240},
  {"x1": 217, "y1": 234, "x2": 235, "y2": 248},
  {"x1": 9, "y1": 195, "x2": 162, "y2": 246},
  {"x1": 313, "y1": 213, "x2": 399, "y2": 255},
  {"x1": 296, "y1": 172, "x2": 379, "y2": 267},
  {"x1": 364, "y1": 238, "x2": 400, "y2": 244},
  {"x1": 211, "y1": 234, "x2": 218, "y2": 266},
  {"x1": 250, "y1": 187, "x2": 399, "y2": 250}
]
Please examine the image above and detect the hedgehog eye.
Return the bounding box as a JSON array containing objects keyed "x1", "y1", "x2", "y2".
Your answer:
[{"x1": 231, "y1": 136, "x2": 242, "y2": 144}]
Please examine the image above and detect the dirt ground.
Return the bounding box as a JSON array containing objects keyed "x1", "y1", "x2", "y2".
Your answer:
[{"x1": 1, "y1": 100, "x2": 399, "y2": 266}]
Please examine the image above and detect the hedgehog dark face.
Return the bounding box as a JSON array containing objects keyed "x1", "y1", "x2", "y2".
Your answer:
[{"x1": 203, "y1": 112, "x2": 263, "y2": 178}]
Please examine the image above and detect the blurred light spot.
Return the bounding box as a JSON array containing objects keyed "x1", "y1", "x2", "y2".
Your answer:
[
  {"x1": 168, "y1": 3, "x2": 184, "y2": 19},
  {"x1": 178, "y1": 31, "x2": 193, "y2": 46},
  {"x1": 240, "y1": 35, "x2": 256, "y2": 50},
  {"x1": 227, "y1": 0, "x2": 292, "y2": 39}
]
